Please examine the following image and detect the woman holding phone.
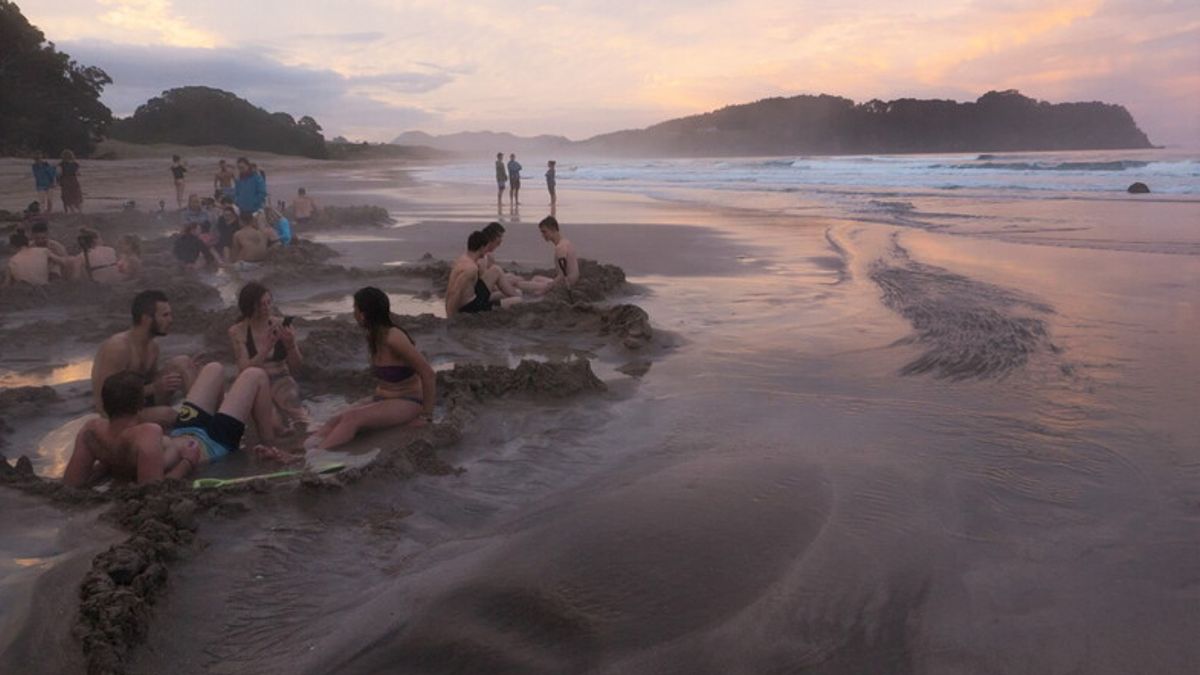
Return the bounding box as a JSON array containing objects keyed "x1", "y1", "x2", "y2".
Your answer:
[{"x1": 228, "y1": 282, "x2": 306, "y2": 433}]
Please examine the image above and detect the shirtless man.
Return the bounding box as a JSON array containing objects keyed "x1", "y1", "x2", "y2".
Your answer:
[
  {"x1": 3, "y1": 231, "x2": 69, "y2": 286},
  {"x1": 479, "y1": 221, "x2": 523, "y2": 301},
  {"x1": 231, "y1": 211, "x2": 270, "y2": 263},
  {"x1": 292, "y1": 187, "x2": 318, "y2": 226},
  {"x1": 213, "y1": 159, "x2": 236, "y2": 201},
  {"x1": 91, "y1": 290, "x2": 197, "y2": 426},
  {"x1": 63, "y1": 364, "x2": 282, "y2": 487},
  {"x1": 518, "y1": 216, "x2": 579, "y2": 296},
  {"x1": 445, "y1": 230, "x2": 498, "y2": 317}
]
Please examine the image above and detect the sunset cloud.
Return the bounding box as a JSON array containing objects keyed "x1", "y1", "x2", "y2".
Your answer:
[
  {"x1": 22, "y1": 0, "x2": 1200, "y2": 144},
  {"x1": 96, "y1": 0, "x2": 218, "y2": 47}
]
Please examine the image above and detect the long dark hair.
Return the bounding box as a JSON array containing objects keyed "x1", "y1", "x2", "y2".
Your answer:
[
  {"x1": 354, "y1": 287, "x2": 412, "y2": 355},
  {"x1": 237, "y1": 281, "x2": 270, "y2": 319}
]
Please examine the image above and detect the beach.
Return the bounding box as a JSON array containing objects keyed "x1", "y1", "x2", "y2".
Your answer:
[{"x1": 1, "y1": 149, "x2": 1198, "y2": 674}]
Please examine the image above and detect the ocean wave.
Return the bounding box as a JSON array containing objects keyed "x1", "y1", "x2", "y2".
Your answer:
[{"x1": 950, "y1": 161, "x2": 1151, "y2": 172}]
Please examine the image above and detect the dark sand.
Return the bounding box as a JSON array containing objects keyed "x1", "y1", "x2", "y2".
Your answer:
[{"x1": 2, "y1": 154, "x2": 1199, "y2": 674}]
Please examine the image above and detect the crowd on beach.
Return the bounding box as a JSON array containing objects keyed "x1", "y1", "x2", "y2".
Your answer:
[
  {"x1": 7, "y1": 151, "x2": 584, "y2": 488},
  {"x1": 6, "y1": 155, "x2": 315, "y2": 286}
]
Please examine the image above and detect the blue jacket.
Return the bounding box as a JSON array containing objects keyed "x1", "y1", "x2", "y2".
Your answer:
[
  {"x1": 234, "y1": 171, "x2": 267, "y2": 214},
  {"x1": 32, "y1": 162, "x2": 57, "y2": 190},
  {"x1": 274, "y1": 217, "x2": 293, "y2": 245}
]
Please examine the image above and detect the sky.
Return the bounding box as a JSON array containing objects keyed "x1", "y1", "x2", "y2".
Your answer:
[{"x1": 23, "y1": 0, "x2": 1200, "y2": 145}]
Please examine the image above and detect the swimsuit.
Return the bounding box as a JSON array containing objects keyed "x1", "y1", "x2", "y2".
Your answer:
[
  {"x1": 246, "y1": 324, "x2": 287, "y2": 362},
  {"x1": 169, "y1": 402, "x2": 245, "y2": 461},
  {"x1": 371, "y1": 364, "x2": 422, "y2": 405},
  {"x1": 458, "y1": 278, "x2": 493, "y2": 314}
]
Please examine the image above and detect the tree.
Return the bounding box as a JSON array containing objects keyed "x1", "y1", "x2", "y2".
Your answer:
[
  {"x1": 0, "y1": 1, "x2": 113, "y2": 156},
  {"x1": 109, "y1": 86, "x2": 329, "y2": 159}
]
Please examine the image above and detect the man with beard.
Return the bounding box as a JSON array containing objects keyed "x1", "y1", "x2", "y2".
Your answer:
[{"x1": 91, "y1": 290, "x2": 197, "y2": 426}]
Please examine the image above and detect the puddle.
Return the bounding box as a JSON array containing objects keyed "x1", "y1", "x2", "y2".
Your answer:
[
  {"x1": 291, "y1": 291, "x2": 442, "y2": 319},
  {"x1": 0, "y1": 358, "x2": 94, "y2": 388},
  {"x1": 33, "y1": 414, "x2": 97, "y2": 478}
]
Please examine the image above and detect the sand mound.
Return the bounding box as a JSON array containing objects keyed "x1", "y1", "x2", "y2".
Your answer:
[
  {"x1": 307, "y1": 205, "x2": 393, "y2": 229},
  {"x1": 439, "y1": 358, "x2": 606, "y2": 406}
]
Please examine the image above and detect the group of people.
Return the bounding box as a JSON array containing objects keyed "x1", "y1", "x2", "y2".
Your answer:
[
  {"x1": 64, "y1": 284, "x2": 435, "y2": 486},
  {"x1": 173, "y1": 190, "x2": 304, "y2": 269},
  {"x1": 170, "y1": 156, "x2": 316, "y2": 268},
  {"x1": 495, "y1": 153, "x2": 557, "y2": 209},
  {"x1": 31, "y1": 151, "x2": 84, "y2": 214},
  {"x1": 62, "y1": 211, "x2": 583, "y2": 486},
  {"x1": 3, "y1": 213, "x2": 141, "y2": 287},
  {"x1": 446, "y1": 216, "x2": 579, "y2": 317}
]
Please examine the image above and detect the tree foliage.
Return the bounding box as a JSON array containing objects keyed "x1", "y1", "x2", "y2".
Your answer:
[
  {"x1": 585, "y1": 90, "x2": 1153, "y2": 156},
  {"x1": 0, "y1": 0, "x2": 113, "y2": 157},
  {"x1": 109, "y1": 86, "x2": 329, "y2": 159}
]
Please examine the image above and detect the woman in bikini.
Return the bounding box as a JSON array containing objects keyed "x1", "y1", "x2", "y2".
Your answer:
[
  {"x1": 228, "y1": 282, "x2": 306, "y2": 434},
  {"x1": 314, "y1": 286, "x2": 435, "y2": 449}
]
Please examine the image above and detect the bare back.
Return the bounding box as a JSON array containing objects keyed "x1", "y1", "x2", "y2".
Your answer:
[{"x1": 445, "y1": 254, "x2": 481, "y2": 316}]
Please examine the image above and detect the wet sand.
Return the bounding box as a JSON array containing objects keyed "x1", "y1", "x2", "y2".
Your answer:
[{"x1": 2, "y1": 155, "x2": 1199, "y2": 674}]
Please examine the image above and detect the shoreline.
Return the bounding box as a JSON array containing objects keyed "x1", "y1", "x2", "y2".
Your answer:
[{"x1": 3, "y1": 156, "x2": 1199, "y2": 674}]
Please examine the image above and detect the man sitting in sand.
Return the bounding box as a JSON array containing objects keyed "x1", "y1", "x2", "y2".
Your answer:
[
  {"x1": 29, "y1": 221, "x2": 69, "y2": 279},
  {"x1": 63, "y1": 364, "x2": 284, "y2": 486},
  {"x1": 446, "y1": 231, "x2": 499, "y2": 317},
  {"x1": 173, "y1": 220, "x2": 218, "y2": 270},
  {"x1": 479, "y1": 221, "x2": 523, "y2": 301},
  {"x1": 3, "y1": 230, "x2": 70, "y2": 287},
  {"x1": 518, "y1": 216, "x2": 579, "y2": 295},
  {"x1": 231, "y1": 211, "x2": 271, "y2": 263},
  {"x1": 91, "y1": 290, "x2": 197, "y2": 426}
]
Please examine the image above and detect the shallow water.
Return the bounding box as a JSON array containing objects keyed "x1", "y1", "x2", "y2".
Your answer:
[{"x1": 5, "y1": 152, "x2": 1200, "y2": 673}]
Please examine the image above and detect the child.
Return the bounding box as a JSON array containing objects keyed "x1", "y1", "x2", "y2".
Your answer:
[{"x1": 265, "y1": 207, "x2": 292, "y2": 246}]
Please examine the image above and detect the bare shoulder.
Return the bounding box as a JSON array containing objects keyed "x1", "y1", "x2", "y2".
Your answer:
[
  {"x1": 228, "y1": 321, "x2": 246, "y2": 338},
  {"x1": 557, "y1": 238, "x2": 576, "y2": 255},
  {"x1": 97, "y1": 331, "x2": 130, "y2": 358},
  {"x1": 124, "y1": 422, "x2": 163, "y2": 443}
]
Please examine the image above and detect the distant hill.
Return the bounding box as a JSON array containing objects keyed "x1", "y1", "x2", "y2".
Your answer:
[
  {"x1": 579, "y1": 91, "x2": 1153, "y2": 156},
  {"x1": 109, "y1": 86, "x2": 328, "y2": 159},
  {"x1": 397, "y1": 90, "x2": 1152, "y2": 158},
  {"x1": 391, "y1": 130, "x2": 574, "y2": 157}
]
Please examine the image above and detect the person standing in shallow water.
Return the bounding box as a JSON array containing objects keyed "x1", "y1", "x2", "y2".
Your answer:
[
  {"x1": 494, "y1": 152, "x2": 507, "y2": 210},
  {"x1": 58, "y1": 150, "x2": 83, "y2": 213},
  {"x1": 170, "y1": 155, "x2": 188, "y2": 208},
  {"x1": 312, "y1": 287, "x2": 435, "y2": 449},
  {"x1": 546, "y1": 159, "x2": 557, "y2": 207},
  {"x1": 507, "y1": 153, "x2": 523, "y2": 206}
]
